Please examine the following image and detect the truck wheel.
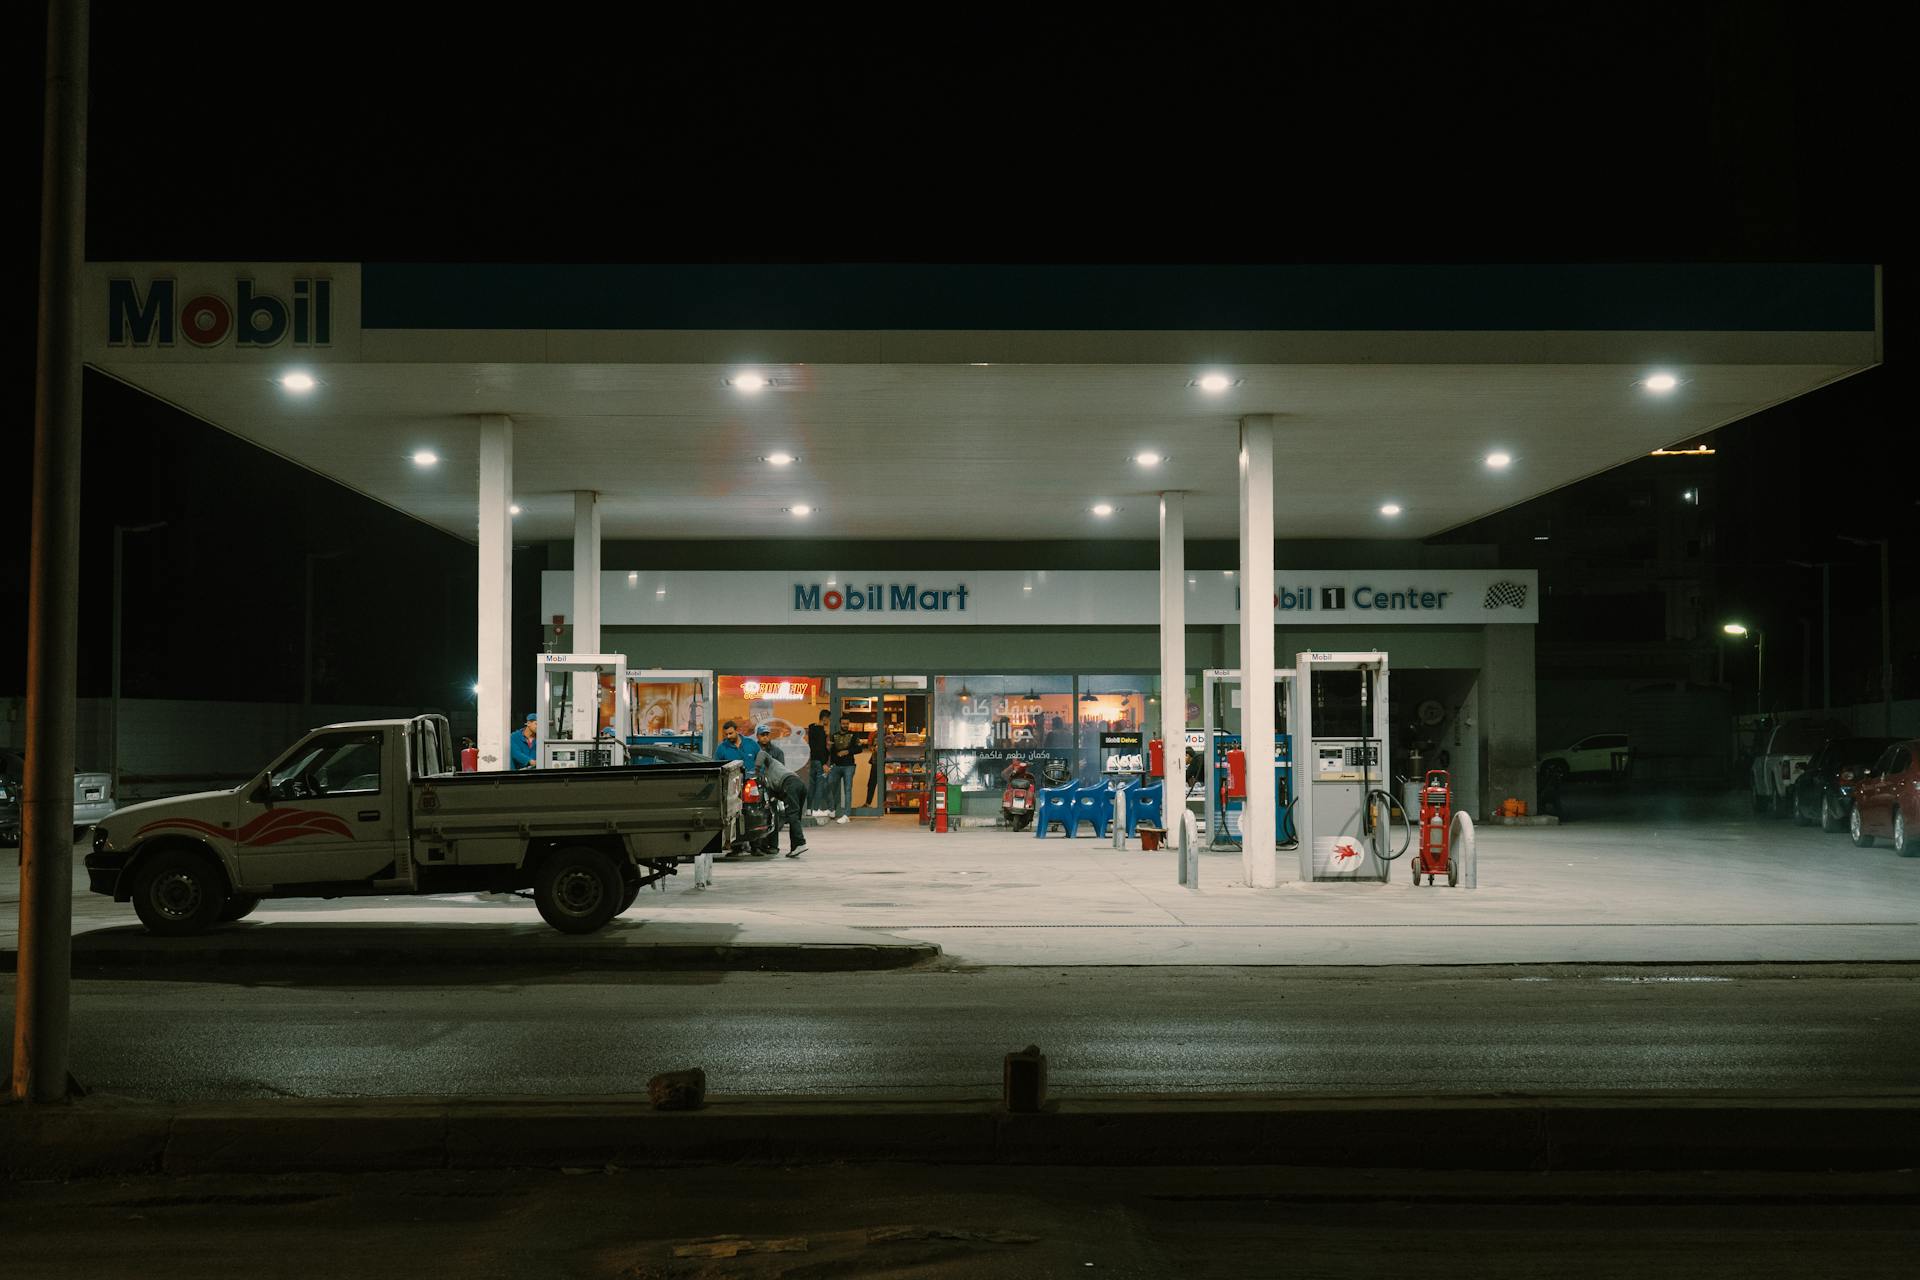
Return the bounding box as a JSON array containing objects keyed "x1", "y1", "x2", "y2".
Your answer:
[
  {"x1": 129, "y1": 847, "x2": 227, "y2": 937},
  {"x1": 534, "y1": 846, "x2": 623, "y2": 934},
  {"x1": 218, "y1": 895, "x2": 262, "y2": 923},
  {"x1": 617, "y1": 877, "x2": 642, "y2": 914},
  {"x1": 1849, "y1": 806, "x2": 1876, "y2": 849}
]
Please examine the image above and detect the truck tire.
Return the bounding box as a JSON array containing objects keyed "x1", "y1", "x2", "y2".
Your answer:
[
  {"x1": 218, "y1": 895, "x2": 263, "y2": 923},
  {"x1": 534, "y1": 846, "x2": 623, "y2": 934},
  {"x1": 617, "y1": 878, "x2": 642, "y2": 914},
  {"x1": 129, "y1": 846, "x2": 227, "y2": 937}
]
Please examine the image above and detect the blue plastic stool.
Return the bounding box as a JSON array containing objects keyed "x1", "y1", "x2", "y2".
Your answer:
[{"x1": 1034, "y1": 780, "x2": 1079, "y2": 837}]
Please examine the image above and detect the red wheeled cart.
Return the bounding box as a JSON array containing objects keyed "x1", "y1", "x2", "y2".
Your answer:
[{"x1": 1412, "y1": 769, "x2": 1458, "y2": 887}]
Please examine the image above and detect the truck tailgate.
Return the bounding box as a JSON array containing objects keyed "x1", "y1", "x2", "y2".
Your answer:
[{"x1": 413, "y1": 762, "x2": 742, "y2": 861}]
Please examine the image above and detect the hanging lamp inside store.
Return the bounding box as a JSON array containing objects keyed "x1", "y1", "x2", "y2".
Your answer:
[
  {"x1": 1024, "y1": 687, "x2": 1041, "y2": 702},
  {"x1": 958, "y1": 684, "x2": 972, "y2": 702},
  {"x1": 1080, "y1": 690, "x2": 1098, "y2": 702}
]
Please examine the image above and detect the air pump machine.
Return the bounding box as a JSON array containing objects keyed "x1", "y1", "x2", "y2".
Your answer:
[
  {"x1": 1293, "y1": 650, "x2": 1406, "y2": 881},
  {"x1": 534, "y1": 652, "x2": 631, "y2": 768}
]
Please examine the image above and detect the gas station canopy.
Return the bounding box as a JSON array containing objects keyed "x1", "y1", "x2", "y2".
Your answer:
[{"x1": 82, "y1": 263, "x2": 1880, "y2": 543}]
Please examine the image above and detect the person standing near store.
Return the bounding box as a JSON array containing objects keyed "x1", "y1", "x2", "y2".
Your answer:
[
  {"x1": 509, "y1": 713, "x2": 539, "y2": 770},
  {"x1": 715, "y1": 720, "x2": 757, "y2": 776},
  {"x1": 806, "y1": 709, "x2": 831, "y2": 817},
  {"x1": 754, "y1": 729, "x2": 811, "y2": 858},
  {"x1": 826, "y1": 716, "x2": 862, "y2": 822},
  {"x1": 755, "y1": 724, "x2": 786, "y2": 764}
]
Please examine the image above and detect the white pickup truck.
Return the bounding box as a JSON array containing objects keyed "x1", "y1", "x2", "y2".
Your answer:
[
  {"x1": 1750, "y1": 717, "x2": 1848, "y2": 816},
  {"x1": 84, "y1": 715, "x2": 742, "y2": 936}
]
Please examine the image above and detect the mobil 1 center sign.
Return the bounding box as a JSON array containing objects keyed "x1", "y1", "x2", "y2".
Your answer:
[{"x1": 551, "y1": 569, "x2": 1539, "y2": 627}]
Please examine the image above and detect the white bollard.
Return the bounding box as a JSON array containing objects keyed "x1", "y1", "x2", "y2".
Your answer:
[
  {"x1": 1181, "y1": 809, "x2": 1202, "y2": 890},
  {"x1": 1451, "y1": 811, "x2": 1476, "y2": 889}
]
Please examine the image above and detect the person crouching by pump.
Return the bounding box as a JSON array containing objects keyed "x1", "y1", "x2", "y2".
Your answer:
[{"x1": 754, "y1": 726, "x2": 811, "y2": 858}]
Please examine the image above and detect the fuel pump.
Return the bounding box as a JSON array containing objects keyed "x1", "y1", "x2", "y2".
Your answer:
[
  {"x1": 534, "y1": 653, "x2": 631, "y2": 768},
  {"x1": 1199, "y1": 668, "x2": 1296, "y2": 849},
  {"x1": 1292, "y1": 651, "x2": 1408, "y2": 881}
]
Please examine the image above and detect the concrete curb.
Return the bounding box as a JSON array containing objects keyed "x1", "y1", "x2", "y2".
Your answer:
[
  {"x1": 1, "y1": 937, "x2": 940, "y2": 975},
  {"x1": 7, "y1": 1093, "x2": 1916, "y2": 1180}
]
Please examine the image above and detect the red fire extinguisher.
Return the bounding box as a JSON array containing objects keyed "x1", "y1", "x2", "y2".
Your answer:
[{"x1": 932, "y1": 769, "x2": 949, "y2": 833}]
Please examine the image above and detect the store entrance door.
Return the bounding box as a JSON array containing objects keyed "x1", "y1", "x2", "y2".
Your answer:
[{"x1": 833, "y1": 677, "x2": 931, "y2": 818}]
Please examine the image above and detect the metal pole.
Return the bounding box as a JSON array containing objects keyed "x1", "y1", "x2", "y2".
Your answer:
[
  {"x1": 302, "y1": 554, "x2": 315, "y2": 725},
  {"x1": 1756, "y1": 630, "x2": 1765, "y2": 716},
  {"x1": 1799, "y1": 617, "x2": 1811, "y2": 713},
  {"x1": 13, "y1": 0, "x2": 89, "y2": 1105},
  {"x1": 1878, "y1": 541, "x2": 1893, "y2": 735},
  {"x1": 1822, "y1": 562, "x2": 1832, "y2": 712},
  {"x1": 110, "y1": 527, "x2": 122, "y2": 804}
]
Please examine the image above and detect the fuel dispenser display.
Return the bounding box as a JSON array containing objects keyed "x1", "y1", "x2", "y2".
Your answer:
[
  {"x1": 1293, "y1": 651, "x2": 1410, "y2": 881},
  {"x1": 535, "y1": 653, "x2": 631, "y2": 768}
]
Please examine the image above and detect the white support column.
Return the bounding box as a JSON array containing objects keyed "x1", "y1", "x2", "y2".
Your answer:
[
  {"x1": 476, "y1": 415, "x2": 514, "y2": 771},
  {"x1": 571, "y1": 491, "x2": 603, "y2": 742},
  {"x1": 1158, "y1": 491, "x2": 1186, "y2": 843},
  {"x1": 1238, "y1": 415, "x2": 1277, "y2": 886}
]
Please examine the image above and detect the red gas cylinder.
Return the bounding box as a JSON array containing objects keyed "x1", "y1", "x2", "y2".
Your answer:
[
  {"x1": 1223, "y1": 748, "x2": 1248, "y2": 800},
  {"x1": 459, "y1": 746, "x2": 478, "y2": 772},
  {"x1": 932, "y1": 770, "x2": 949, "y2": 833},
  {"x1": 1148, "y1": 738, "x2": 1165, "y2": 778}
]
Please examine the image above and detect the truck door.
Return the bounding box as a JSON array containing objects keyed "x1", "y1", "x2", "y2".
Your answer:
[{"x1": 233, "y1": 728, "x2": 404, "y2": 889}]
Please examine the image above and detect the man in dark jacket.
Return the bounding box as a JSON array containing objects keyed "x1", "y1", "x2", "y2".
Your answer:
[
  {"x1": 755, "y1": 731, "x2": 810, "y2": 858},
  {"x1": 805, "y1": 709, "x2": 831, "y2": 817}
]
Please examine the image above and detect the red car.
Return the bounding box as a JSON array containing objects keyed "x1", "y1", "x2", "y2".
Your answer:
[{"x1": 1849, "y1": 738, "x2": 1920, "y2": 857}]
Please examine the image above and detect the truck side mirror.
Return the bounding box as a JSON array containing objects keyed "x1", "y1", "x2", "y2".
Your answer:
[{"x1": 251, "y1": 779, "x2": 273, "y2": 806}]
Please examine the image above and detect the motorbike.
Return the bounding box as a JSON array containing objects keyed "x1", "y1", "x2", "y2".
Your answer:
[
  {"x1": 1000, "y1": 759, "x2": 1038, "y2": 830},
  {"x1": 738, "y1": 774, "x2": 785, "y2": 855}
]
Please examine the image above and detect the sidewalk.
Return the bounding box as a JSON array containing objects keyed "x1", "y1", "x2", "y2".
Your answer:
[{"x1": 6, "y1": 804, "x2": 1918, "y2": 967}]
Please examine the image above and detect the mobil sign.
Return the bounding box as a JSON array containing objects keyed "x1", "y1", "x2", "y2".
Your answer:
[
  {"x1": 108, "y1": 276, "x2": 332, "y2": 348},
  {"x1": 85, "y1": 263, "x2": 360, "y2": 358}
]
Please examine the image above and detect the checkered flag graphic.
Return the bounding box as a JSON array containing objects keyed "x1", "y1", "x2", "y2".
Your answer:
[{"x1": 1483, "y1": 580, "x2": 1528, "y2": 610}]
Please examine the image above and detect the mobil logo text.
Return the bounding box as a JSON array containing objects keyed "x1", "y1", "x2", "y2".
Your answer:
[
  {"x1": 793, "y1": 583, "x2": 971, "y2": 613},
  {"x1": 1242, "y1": 584, "x2": 1455, "y2": 612},
  {"x1": 108, "y1": 277, "x2": 333, "y2": 348}
]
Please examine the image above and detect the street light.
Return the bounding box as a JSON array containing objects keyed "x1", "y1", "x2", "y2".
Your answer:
[
  {"x1": 111, "y1": 521, "x2": 168, "y2": 802},
  {"x1": 1721, "y1": 623, "x2": 1763, "y2": 715}
]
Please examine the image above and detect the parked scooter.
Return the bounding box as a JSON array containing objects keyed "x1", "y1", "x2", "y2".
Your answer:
[{"x1": 1000, "y1": 759, "x2": 1038, "y2": 830}]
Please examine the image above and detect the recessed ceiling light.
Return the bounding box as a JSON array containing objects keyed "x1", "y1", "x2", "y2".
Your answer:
[
  {"x1": 655, "y1": 587, "x2": 666, "y2": 597},
  {"x1": 1642, "y1": 372, "x2": 1680, "y2": 394},
  {"x1": 279, "y1": 371, "x2": 316, "y2": 393},
  {"x1": 627, "y1": 572, "x2": 639, "y2": 585},
  {"x1": 509, "y1": 504, "x2": 522, "y2": 516},
  {"x1": 1485, "y1": 452, "x2": 1512, "y2": 469},
  {"x1": 1090, "y1": 503, "x2": 1115, "y2": 517},
  {"x1": 1023, "y1": 584, "x2": 1033, "y2": 592},
  {"x1": 788, "y1": 504, "x2": 813, "y2": 517},
  {"x1": 1194, "y1": 372, "x2": 1233, "y2": 394},
  {"x1": 761, "y1": 452, "x2": 797, "y2": 466},
  {"x1": 411, "y1": 450, "x2": 438, "y2": 467},
  {"x1": 1133, "y1": 451, "x2": 1164, "y2": 467},
  {"x1": 730, "y1": 372, "x2": 768, "y2": 393},
  {"x1": 1379, "y1": 503, "x2": 1402, "y2": 517},
  {"x1": 970, "y1": 362, "x2": 991, "y2": 367},
  {"x1": 1533, "y1": 535, "x2": 1550, "y2": 541}
]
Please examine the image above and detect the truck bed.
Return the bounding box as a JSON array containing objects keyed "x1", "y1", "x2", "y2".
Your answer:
[{"x1": 412, "y1": 761, "x2": 743, "y2": 862}]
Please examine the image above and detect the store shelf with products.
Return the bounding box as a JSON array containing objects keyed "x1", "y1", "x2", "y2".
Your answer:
[{"x1": 884, "y1": 743, "x2": 929, "y2": 812}]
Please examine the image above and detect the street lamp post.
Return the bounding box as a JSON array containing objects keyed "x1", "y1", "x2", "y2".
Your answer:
[
  {"x1": 111, "y1": 521, "x2": 167, "y2": 807},
  {"x1": 1723, "y1": 623, "x2": 1763, "y2": 715}
]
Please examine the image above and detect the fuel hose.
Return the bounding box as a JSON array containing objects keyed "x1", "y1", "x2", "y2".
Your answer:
[{"x1": 1366, "y1": 788, "x2": 1414, "y2": 862}]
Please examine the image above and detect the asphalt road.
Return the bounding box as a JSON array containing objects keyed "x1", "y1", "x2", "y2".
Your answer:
[
  {"x1": 6, "y1": 1164, "x2": 1917, "y2": 1280},
  {"x1": 7, "y1": 964, "x2": 1917, "y2": 1101}
]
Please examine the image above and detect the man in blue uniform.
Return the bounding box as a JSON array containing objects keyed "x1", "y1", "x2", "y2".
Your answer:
[
  {"x1": 509, "y1": 712, "x2": 538, "y2": 770},
  {"x1": 714, "y1": 720, "x2": 757, "y2": 776}
]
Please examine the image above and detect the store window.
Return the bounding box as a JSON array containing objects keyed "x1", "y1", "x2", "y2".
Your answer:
[
  {"x1": 932, "y1": 675, "x2": 1073, "y2": 811},
  {"x1": 1075, "y1": 675, "x2": 1156, "y2": 780},
  {"x1": 716, "y1": 675, "x2": 827, "y2": 765}
]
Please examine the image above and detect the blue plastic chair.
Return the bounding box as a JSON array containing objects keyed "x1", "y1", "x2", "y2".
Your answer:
[
  {"x1": 1066, "y1": 785, "x2": 1116, "y2": 838},
  {"x1": 1034, "y1": 780, "x2": 1079, "y2": 837},
  {"x1": 1126, "y1": 781, "x2": 1164, "y2": 837}
]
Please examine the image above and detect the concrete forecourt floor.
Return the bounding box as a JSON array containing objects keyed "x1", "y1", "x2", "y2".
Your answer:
[{"x1": 8, "y1": 793, "x2": 1917, "y2": 967}]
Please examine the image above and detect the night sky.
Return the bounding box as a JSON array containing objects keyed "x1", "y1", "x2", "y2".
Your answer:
[{"x1": 3, "y1": 3, "x2": 1908, "y2": 720}]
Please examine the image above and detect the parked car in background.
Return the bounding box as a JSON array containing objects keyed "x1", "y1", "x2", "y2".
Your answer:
[
  {"x1": 1, "y1": 750, "x2": 117, "y2": 845},
  {"x1": 1849, "y1": 739, "x2": 1920, "y2": 857},
  {"x1": 1793, "y1": 737, "x2": 1899, "y2": 832},
  {"x1": 1536, "y1": 732, "x2": 1629, "y2": 786},
  {"x1": 1750, "y1": 718, "x2": 1848, "y2": 816}
]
